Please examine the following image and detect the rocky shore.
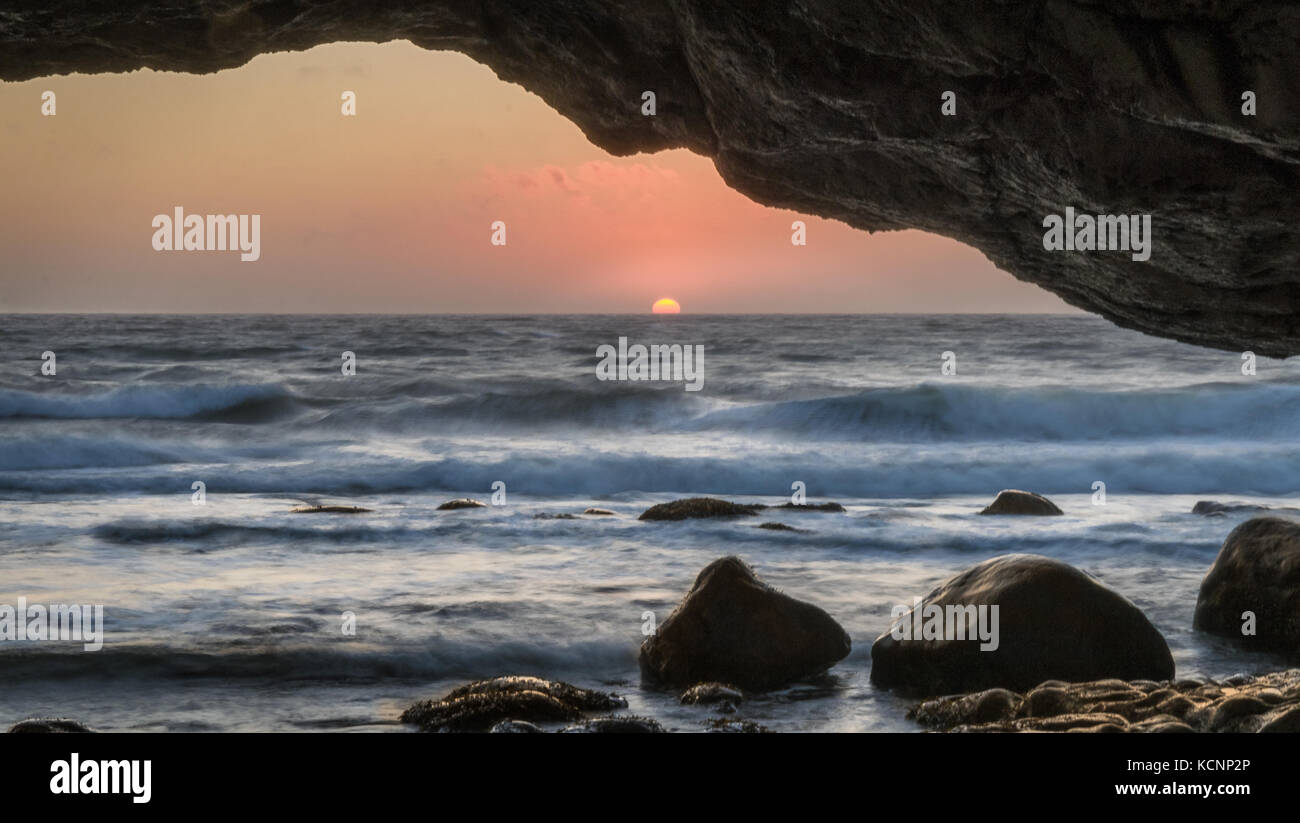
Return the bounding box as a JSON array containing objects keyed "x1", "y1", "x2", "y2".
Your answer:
[{"x1": 9, "y1": 491, "x2": 1298, "y2": 733}]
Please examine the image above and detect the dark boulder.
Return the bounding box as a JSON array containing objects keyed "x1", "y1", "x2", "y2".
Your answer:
[
  {"x1": 979, "y1": 490, "x2": 1063, "y2": 515},
  {"x1": 871, "y1": 554, "x2": 1174, "y2": 695},
  {"x1": 638, "y1": 498, "x2": 760, "y2": 521},
  {"x1": 1194, "y1": 517, "x2": 1300, "y2": 654},
  {"x1": 639, "y1": 556, "x2": 850, "y2": 690},
  {"x1": 8, "y1": 718, "x2": 94, "y2": 733}
]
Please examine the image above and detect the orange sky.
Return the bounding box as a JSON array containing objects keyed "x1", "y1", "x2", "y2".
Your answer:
[{"x1": 0, "y1": 41, "x2": 1076, "y2": 314}]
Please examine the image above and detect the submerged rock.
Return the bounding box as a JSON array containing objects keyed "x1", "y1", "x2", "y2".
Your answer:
[
  {"x1": 401, "y1": 675, "x2": 627, "y2": 732},
  {"x1": 640, "y1": 556, "x2": 851, "y2": 690},
  {"x1": 437, "y1": 498, "x2": 487, "y2": 510},
  {"x1": 978, "y1": 490, "x2": 1063, "y2": 515},
  {"x1": 756, "y1": 522, "x2": 809, "y2": 533},
  {"x1": 871, "y1": 554, "x2": 1174, "y2": 695},
  {"x1": 1194, "y1": 517, "x2": 1300, "y2": 654},
  {"x1": 560, "y1": 716, "x2": 666, "y2": 733},
  {"x1": 583, "y1": 507, "x2": 616, "y2": 516},
  {"x1": 638, "y1": 498, "x2": 761, "y2": 521},
  {"x1": 910, "y1": 670, "x2": 1300, "y2": 733},
  {"x1": 680, "y1": 682, "x2": 745, "y2": 712},
  {"x1": 289, "y1": 505, "x2": 372, "y2": 514},
  {"x1": 8, "y1": 718, "x2": 95, "y2": 733},
  {"x1": 772, "y1": 502, "x2": 845, "y2": 512},
  {"x1": 489, "y1": 720, "x2": 543, "y2": 733},
  {"x1": 706, "y1": 717, "x2": 773, "y2": 733},
  {"x1": 1192, "y1": 501, "x2": 1276, "y2": 516},
  {"x1": 533, "y1": 512, "x2": 577, "y2": 520}
]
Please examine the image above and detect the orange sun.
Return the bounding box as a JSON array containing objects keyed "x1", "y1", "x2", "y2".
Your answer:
[{"x1": 652, "y1": 297, "x2": 681, "y2": 314}]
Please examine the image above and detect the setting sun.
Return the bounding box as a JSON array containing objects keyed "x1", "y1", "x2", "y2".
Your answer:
[{"x1": 652, "y1": 298, "x2": 681, "y2": 314}]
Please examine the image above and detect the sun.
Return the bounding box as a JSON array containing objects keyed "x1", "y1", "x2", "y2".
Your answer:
[{"x1": 652, "y1": 297, "x2": 681, "y2": 314}]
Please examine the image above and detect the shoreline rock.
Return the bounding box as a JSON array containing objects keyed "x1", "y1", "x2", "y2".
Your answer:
[
  {"x1": 289, "y1": 504, "x2": 372, "y2": 514},
  {"x1": 910, "y1": 670, "x2": 1300, "y2": 733},
  {"x1": 871, "y1": 554, "x2": 1174, "y2": 695},
  {"x1": 1194, "y1": 516, "x2": 1300, "y2": 654},
  {"x1": 401, "y1": 675, "x2": 627, "y2": 732},
  {"x1": 639, "y1": 556, "x2": 851, "y2": 690}
]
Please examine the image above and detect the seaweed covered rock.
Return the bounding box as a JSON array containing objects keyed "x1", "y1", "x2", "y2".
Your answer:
[
  {"x1": 909, "y1": 670, "x2": 1300, "y2": 733},
  {"x1": 401, "y1": 676, "x2": 627, "y2": 732}
]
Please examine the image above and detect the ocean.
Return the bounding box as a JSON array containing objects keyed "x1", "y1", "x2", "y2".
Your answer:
[{"x1": 0, "y1": 313, "x2": 1295, "y2": 732}]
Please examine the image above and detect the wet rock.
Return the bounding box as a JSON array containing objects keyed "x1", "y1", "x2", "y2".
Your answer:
[
  {"x1": 640, "y1": 556, "x2": 850, "y2": 691},
  {"x1": 1192, "y1": 501, "x2": 1275, "y2": 516},
  {"x1": 680, "y1": 682, "x2": 745, "y2": 712},
  {"x1": 559, "y1": 716, "x2": 665, "y2": 733},
  {"x1": 289, "y1": 504, "x2": 372, "y2": 514},
  {"x1": 706, "y1": 718, "x2": 773, "y2": 733},
  {"x1": 438, "y1": 498, "x2": 487, "y2": 510},
  {"x1": 756, "y1": 522, "x2": 809, "y2": 533},
  {"x1": 583, "y1": 507, "x2": 616, "y2": 516},
  {"x1": 910, "y1": 669, "x2": 1300, "y2": 733},
  {"x1": 401, "y1": 675, "x2": 627, "y2": 732},
  {"x1": 489, "y1": 720, "x2": 543, "y2": 733},
  {"x1": 638, "y1": 498, "x2": 760, "y2": 521},
  {"x1": 533, "y1": 512, "x2": 577, "y2": 520},
  {"x1": 978, "y1": 490, "x2": 1063, "y2": 516},
  {"x1": 8, "y1": 718, "x2": 94, "y2": 733},
  {"x1": 1194, "y1": 517, "x2": 1300, "y2": 654},
  {"x1": 772, "y1": 502, "x2": 845, "y2": 512},
  {"x1": 871, "y1": 554, "x2": 1173, "y2": 695}
]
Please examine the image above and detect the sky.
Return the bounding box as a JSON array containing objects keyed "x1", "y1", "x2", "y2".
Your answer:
[{"x1": 0, "y1": 40, "x2": 1077, "y2": 314}]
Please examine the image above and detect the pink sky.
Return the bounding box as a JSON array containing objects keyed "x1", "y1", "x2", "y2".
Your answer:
[{"x1": 0, "y1": 41, "x2": 1076, "y2": 314}]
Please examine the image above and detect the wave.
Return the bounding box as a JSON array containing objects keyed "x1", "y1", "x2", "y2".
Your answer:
[
  {"x1": 0, "y1": 384, "x2": 300, "y2": 422},
  {"x1": 0, "y1": 639, "x2": 636, "y2": 683},
  {"x1": 684, "y1": 382, "x2": 1300, "y2": 441}
]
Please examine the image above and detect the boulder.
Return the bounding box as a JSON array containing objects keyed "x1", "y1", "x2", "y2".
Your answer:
[
  {"x1": 638, "y1": 498, "x2": 760, "y2": 521},
  {"x1": 979, "y1": 489, "x2": 1063, "y2": 515},
  {"x1": 639, "y1": 556, "x2": 850, "y2": 690},
  {"x1": 560, "y1": 716, "x2": 666, "y2": 733},
  {"x1": 871, "y1": 554, "x2": 1174, "y2": 695},
  {"x1": 1193, "y1": 517, "x2": 1300, "y2": 654}
]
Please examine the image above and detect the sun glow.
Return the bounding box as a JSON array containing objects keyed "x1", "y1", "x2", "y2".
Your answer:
[{"x1": 652, "y1": 298, "x2": 681, "y2": 314}]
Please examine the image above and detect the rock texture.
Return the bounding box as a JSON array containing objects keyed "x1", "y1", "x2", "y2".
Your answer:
[
  {"x1": 979, "y1": 489, "x2": 1063, "y2": 516},
  {"x1": 1194, "y1": 517, "x2": 1300, "y2": 654},
  {"x1": 640, "y1": 556, "x2": 851, "y2": 690},
  {"x1": 2, "y1": 2, "x2": 1297, "y2": 353},
  {"x1": 910, "y1": 670, "x2": 1300, "y2": 733},
  {"x1": 401, "y1": 675, "x2": 627, "y2": 732},
  {"x1": 871, "y1": 554, "x2": 1174, "y2": 695}
]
